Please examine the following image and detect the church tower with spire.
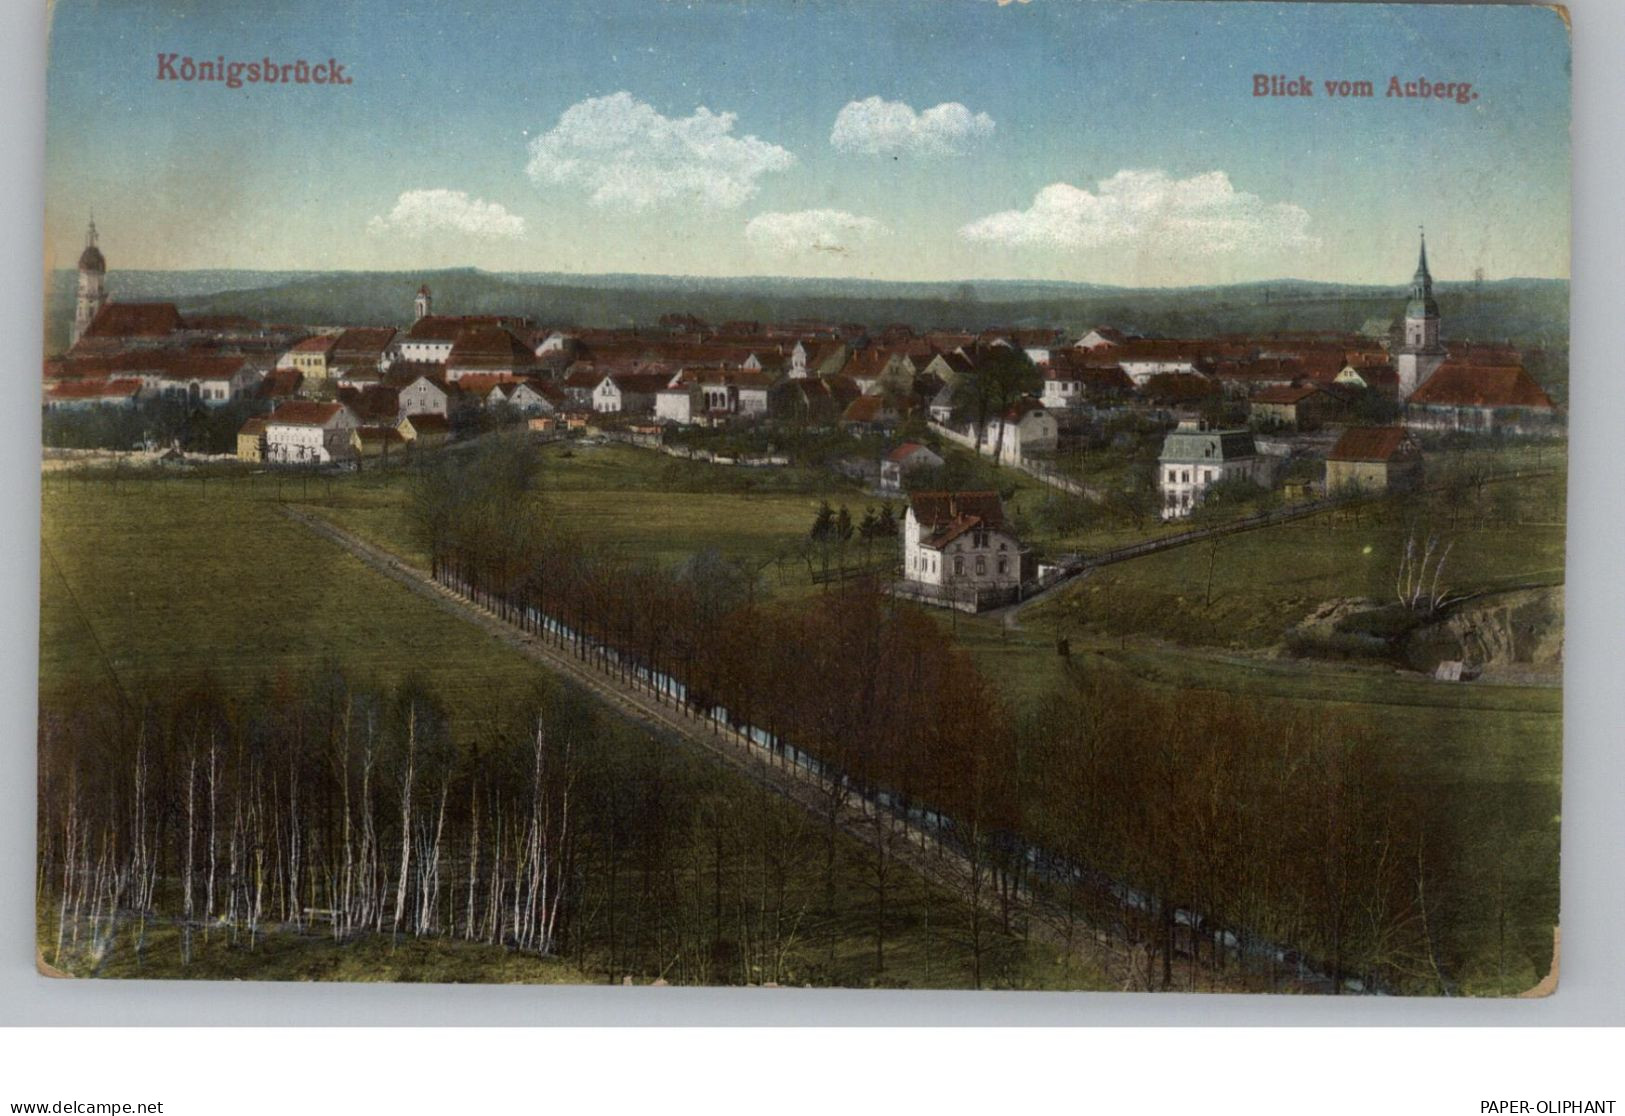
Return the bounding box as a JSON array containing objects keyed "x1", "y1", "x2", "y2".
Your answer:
[
  {"x1": 414, "y1": 283, "x2": 432, "y2": 322},
  {"x1": 70, "y1": 217, "x2": 108, "y2": 347},
  {"x1": 1395, "y1": 231, "x2": 1445, "y2": 401}
]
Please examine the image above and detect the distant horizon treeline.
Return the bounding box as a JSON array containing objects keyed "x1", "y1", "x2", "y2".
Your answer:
[{"x1": 43, "y1": 266, "x2": 1571, "y2": 358}]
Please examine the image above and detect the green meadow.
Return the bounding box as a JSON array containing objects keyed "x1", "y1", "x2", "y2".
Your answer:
[{"x1": 39, "y1": 471, "x2": 1105, "y2": 990}]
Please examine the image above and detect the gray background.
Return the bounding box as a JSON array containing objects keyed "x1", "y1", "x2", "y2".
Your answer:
[{"x1": 2, "y1": 0, "x2": 1618, "y2": 1026}]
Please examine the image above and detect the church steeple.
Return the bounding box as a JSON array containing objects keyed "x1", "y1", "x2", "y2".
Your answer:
[
  {"x1": 71, "y1": 214, "x2": 108, "y2": 347},
  {"x1": 1407, "y1": 230, "x2": 1437, "y2": 319},
  {"x1": 1396, "y1": 228, "x2": 1444, "y2": 401}
]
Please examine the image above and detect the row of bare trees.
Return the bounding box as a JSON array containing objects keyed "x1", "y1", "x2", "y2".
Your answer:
[
  {"x1": 39, "y1": 677, "x2": 579, "y2": 973},
  {"x1": 393, "y1": 435, "x2": 1542, "y2": 992},
  {"x1": 1021, "y1": 670, "x2": 1481, "y2": 992}
]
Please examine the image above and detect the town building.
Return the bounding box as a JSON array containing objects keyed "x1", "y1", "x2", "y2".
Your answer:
[
  {"x1": 280, "y1": 335, "x2": 339, "y2": 381},
  {"x1": 70, "y1": 218, "x2": 108, "y2": 348},
  {"x1": 1395, "y1": 234, "x2": 1446, "y2": 402},
  {"x1": 44, "y1": 378, "x2": 143, "y2": 410},
  {"x1": 593, "y1": 371, "x2": 671, "y2": 414},
  {"x1": 978, "y1": 398, "x2": 1058, "y2": 465},
  {"x1": 398, "y1": 412, "x2": 451, "y2": 448},
  {"x1": 1404, "y1": 361, "x2": 1557, "y2": 435},
  {"x1": 398, "y1": 375, "x2": 452, "y2": 418},
  {"x1": 1157, "y1": 418, "x2": 1262, "y2": 519},
  {"x1": 901, "y1": 491, "x2": 1027, "y2": 601},
  {"x1": 444, "y1": 325, "x2": 537, "y2": 381},
  {"x1": 879, "y1": 442, "x2": 944, "y2": 493},
  {"x1": 1248, "y1": 383, "x2": 1345, "y2": 430},
  {"x1": 263, "y1": 401, "x2": 358, "y2": 465},
  {"x1": 236, "y1": 416, "x2": 269, "y2": 462},
  {"x1": 1324, "y1": 426, "x2": 1424, "y2": 493}
]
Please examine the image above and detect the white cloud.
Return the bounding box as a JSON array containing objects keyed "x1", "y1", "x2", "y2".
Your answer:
[
  {"x1": 830, "y1": 96, "x2": 995, "y2": 157},
  {"x1": 525, "y1": 92, "x2": 795, "y2": 211},
  {"x1": 959, "y1": 170, "x2": 1318, "y2": 256},
  {"x1": 744, "y1": 209, "x2": 888, "y2": 255},
  {"x1": 367, "y1": 189, "x2": 526, "y2": 240}
]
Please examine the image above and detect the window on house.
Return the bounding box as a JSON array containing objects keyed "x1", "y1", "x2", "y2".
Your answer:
[
  {"x1": 954, "y1": 556, "x2": 964, "y2": 576},
  {"x1": 997, "y1": 557, "x2": 1008, "y2": 575}
]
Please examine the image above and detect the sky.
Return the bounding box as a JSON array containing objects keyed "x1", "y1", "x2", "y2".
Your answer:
[{"x1": 43, "y1": 0, "x2": 1572, "y2": 287}]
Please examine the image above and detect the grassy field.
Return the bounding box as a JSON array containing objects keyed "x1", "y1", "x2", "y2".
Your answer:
[
  {"x1": 1024, "y1": 468, "x2": 1566, "y2": 653},
  {"x1": 936, "y1": 458, "x2": 1565, "y2": 997},
  {"x1": 306, "y1": 442, "x2": 880, "y2": 598},
  {"x1": 39, "y1": 434, "x2": 1565, "y2": 994},
  {"x1": 39, "y1": 472, "x2": 1104, "y2": 990}
]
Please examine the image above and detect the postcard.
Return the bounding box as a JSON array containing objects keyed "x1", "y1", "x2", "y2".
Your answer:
[{"x1": 38, "y1": 0, "x2": 1569, "y2": 995}]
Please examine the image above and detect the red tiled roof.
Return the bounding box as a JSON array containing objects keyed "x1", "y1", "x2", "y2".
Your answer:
[
  {"x1": 268, "y1": 401, "x2": 347, "y2": 427},
  {"x1": 842, "y1": 395, "x2": 905, "y2": 424},
  {"x1": 909, "y1": 491, "x2": 1007, "y2": 531},
  {"x1": 238, "y1": 416, "x2": 269, "y2": 436},
  {"x1": 1327, "y1": 426, "x2": 1417, "y2": 463},
  {"x1": 453, "y1": 373, "x2": 518, "y2": 397},
  {"x1": 609, "y1": 371, "x2": 674, "y2": 394},
  {"x1": 404, "y1": 315, "x2": 507, "y2": 343},
  {"x1": 336, "y1": 385, "x2": 401, "y2": 423},
  {"x1": 355, "y1": 425, "x2": 406, "y2": 446},
  {"x1": 1250, "y1": 384, "x2": 1324, "y2": 405},
  {"x1": 886, "y1": 442, "x2": 929, "y2": 463},
  {"x1": 401, "y1": 413, "x2": 450, "y2": 434},
  {"x1": 447, "y1": 326, "x2": 536, "y2": 369},
  {"x1": 1408, "y1": 362, "x2": 1554, "y2": 410},
  {"x1": 156, "y1": 355, "x2": 250, "y2": 381},
  {"x1": 290, "y1": 335, "x2": 339, "y2": 354},
  {"x1": 46, "y1": 377, "x2": 142, "y2": 400},
  {"x1": 79, "y1": 302, "x2": 184, "y2": 340},
  {"x1": 259, "y1": 368, "x2": 304, "y2": 398},
  {"x1": 331, "y1": 327, "x2": 397, "y2": 357}
]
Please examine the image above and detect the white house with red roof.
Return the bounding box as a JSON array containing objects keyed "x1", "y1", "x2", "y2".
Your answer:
[
  {"x1": 593, "y1": 371, "x2": 673, "y2": 414},
  {"x1": 879, "y1": 442, "x2": 944, "y2": 493},
  {"x1": 264, "y1": 401, "x2": 358, "y2": 465},
  {"x1": 44, "y1": 378, "x2": 143, "y2": 411},
  {"x1": 978, "y1": 398, "x2": 1058, "y2": 465},
  {"x1": 902, "y1": 491, "x2": 1025, "y2": 596}
]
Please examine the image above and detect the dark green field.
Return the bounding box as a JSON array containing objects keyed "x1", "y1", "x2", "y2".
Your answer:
[{"x1": 39, "y1": 471, "x2": 1104, "y2": 990}]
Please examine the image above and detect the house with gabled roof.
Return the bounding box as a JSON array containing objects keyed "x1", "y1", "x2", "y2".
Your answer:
[
  {"x1": 155, "y1": 354, "x2": 260, "y2": 407},
  {"x1": 399, "y1": 374, "x2": 453, "y2": 419},
  {"x1": 593, "y1": 371, "x2": 672, "y2": 414},
  {"x1": 1074, "y1": 326, "x2": 1136, "y2": 351},
  {"x1": 1325, "y1": 426, "x2": 1423, "y2": 493},
  {"x1": 1403, "y1": 360, "x2": 1557, "y2": 435},
  {"x1": 236, "y1": 416, "x2": 269, "y2": 462},
  {"x1": 1248, "y1": 383, "x2": 1346, "y2": 430},
  {"x1": 70, "y1": 302, "x2": 185, "y2": 353},
  {"x1": 902, "y1": 490, "x2": 1027, "y2": 598},
  {"x1": 264, "y1": 401, "x2": 358, "y2": 465},
  {"x1": 44, "y1": 377, "x2": 144, "y2": 411},
  {"x1": 279, "y1": 334, "x2": 339, "y2": 380},
  {"x1": 330, "y1": 327, "x2": 398, "y2": 377},
  {"x1": 979, "y1": 397, "x2": 1058, "y2": 465},
  {"x1": 879, "y1": 442, "x2": 945, "y2": 493},
  {"x1": 444, "y1": 325, "x2": 537, "y2": 381},
  {"x1": 397, "y1": 412, "x2": 451, "y2": 448}
]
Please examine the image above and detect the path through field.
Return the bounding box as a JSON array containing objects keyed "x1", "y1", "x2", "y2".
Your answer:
[{"x1": 281, "y1": 504, "x2": 1275, "y2": 993}]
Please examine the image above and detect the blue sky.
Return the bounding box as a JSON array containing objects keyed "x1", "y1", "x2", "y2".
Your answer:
[{"x1": 44, "y1": 0, "x2": 1571, "y2": 286}]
